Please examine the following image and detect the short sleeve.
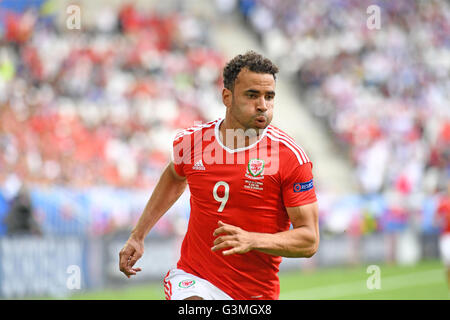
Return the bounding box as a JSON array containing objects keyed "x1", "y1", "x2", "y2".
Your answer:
[
  {"x1": 281, "y1": 155, "x2": 317, "y2": 207},
  {"x1": 172, "y1": 135, "x2": 188, "y2": 177}
]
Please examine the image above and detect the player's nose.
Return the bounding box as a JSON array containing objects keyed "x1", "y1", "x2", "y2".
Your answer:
[{"x1": 256, "y1": 96, "x2": 268, "y2": 112}]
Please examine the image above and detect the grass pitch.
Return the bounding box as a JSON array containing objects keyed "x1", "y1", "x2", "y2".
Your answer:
[{"x1": 69, "y1": 259, "x2": 449, "y2": 300}]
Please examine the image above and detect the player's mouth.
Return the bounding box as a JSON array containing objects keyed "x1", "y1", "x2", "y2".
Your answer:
[{"x1": 255, "y1": 116, "x2": 267, "y2": 126}]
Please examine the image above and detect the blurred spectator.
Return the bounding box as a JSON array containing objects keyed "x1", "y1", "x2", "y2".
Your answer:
[{"x1": 3, "y1": 187, "x2": 42, "y2": 236}]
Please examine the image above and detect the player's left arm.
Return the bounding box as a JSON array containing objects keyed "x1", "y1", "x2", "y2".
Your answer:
[{"x1": 212, "y1": 201, "x2": 319, "y2": 258}]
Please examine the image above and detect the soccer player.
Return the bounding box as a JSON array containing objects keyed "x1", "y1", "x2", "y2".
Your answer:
[
  {"x1": 119, "y1": 51, "x2": 319, "y2": 300},
  {"x1": 435, "y1": 181, "x2": 450, "y2": 290}
]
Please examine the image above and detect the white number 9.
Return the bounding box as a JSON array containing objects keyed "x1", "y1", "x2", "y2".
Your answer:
[{"x1": 213, "y1": 181, "x2": 229, "y2": 212}]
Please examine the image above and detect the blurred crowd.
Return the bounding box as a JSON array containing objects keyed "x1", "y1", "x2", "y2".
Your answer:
[
  {"x1": 0, "y1": 2, "x2": 225, "y2": 193},
  {"x1": 0, "y1": 0, "x2": 449, "y2": 237},
  {"x1": 237, "y1": 0, "x2": 450, "y2": 195},
  {"x1": 233, "y1": 0, "x2": 450, "y2": 234}
]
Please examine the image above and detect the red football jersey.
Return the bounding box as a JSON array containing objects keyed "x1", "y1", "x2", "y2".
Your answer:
[
  {"x1": 437, "y1": 196, "x2": 450, "y2": 234},
  {"x1": 172, "y1": 118, "x2": 317, "y2": 300}
]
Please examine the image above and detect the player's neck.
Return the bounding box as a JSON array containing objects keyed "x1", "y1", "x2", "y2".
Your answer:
[{"x1": 219, "y1": 118, "x2": 262, "y2": 150}]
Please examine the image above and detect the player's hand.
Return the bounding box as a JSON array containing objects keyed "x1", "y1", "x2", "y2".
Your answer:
[
  {"x1": 211, "y1": 221, "x2": 256, "y2": 256},
  {"x1": 119, "y1": 236, "x2": 144, "y2": 278}
]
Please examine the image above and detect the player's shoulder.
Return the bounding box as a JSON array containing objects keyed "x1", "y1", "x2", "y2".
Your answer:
[
  {"x1": 266, "y1": 124, "x2": 311, "y2": 165},
  {"x1": 173, "y1": 119, "x2": 219, "y2": 142}
]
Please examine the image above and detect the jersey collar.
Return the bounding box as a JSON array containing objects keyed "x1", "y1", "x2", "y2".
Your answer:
[{"x1": 214, "y1": 118, "x2": 269, "y2": 154}]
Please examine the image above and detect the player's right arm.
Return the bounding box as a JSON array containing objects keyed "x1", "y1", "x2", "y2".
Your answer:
[{"x1": 119, "y1": 162, "x2": 187, "y2": 278}]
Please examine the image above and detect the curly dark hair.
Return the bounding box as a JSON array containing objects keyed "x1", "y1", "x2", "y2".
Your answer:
[{"x1": 223, "y1": 51, "x2": 279, "y2": 91}]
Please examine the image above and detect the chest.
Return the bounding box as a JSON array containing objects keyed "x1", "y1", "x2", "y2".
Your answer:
[{"x1": 186, "y1": 157, "x2": 282, "y2": 210}]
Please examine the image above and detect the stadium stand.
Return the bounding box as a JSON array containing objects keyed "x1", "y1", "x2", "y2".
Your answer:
[
  {"x1": 0, "y1": 0, "x2": 223, "y2": 236},
  {"x1": 232, "y1": 0, "x2": 450, "y2": 235},
  {"x1": 0, "y1": 1, "x2": 448, "y2": 294},
  {"x1": 0, "y1": 0, "x2": 449, "y2": 238},
  {"x1": 0, "y1": 0, "x2": 449, "y2": 299}
]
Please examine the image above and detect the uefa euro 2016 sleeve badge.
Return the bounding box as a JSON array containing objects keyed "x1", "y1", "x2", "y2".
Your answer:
[{"x1": 293, "y1": 180, "x2": 314, "y2": 192}]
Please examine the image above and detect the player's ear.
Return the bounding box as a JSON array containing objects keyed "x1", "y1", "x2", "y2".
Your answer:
[{"x1": 222, "y1": 88, "x2": 232, "y2": 108}]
